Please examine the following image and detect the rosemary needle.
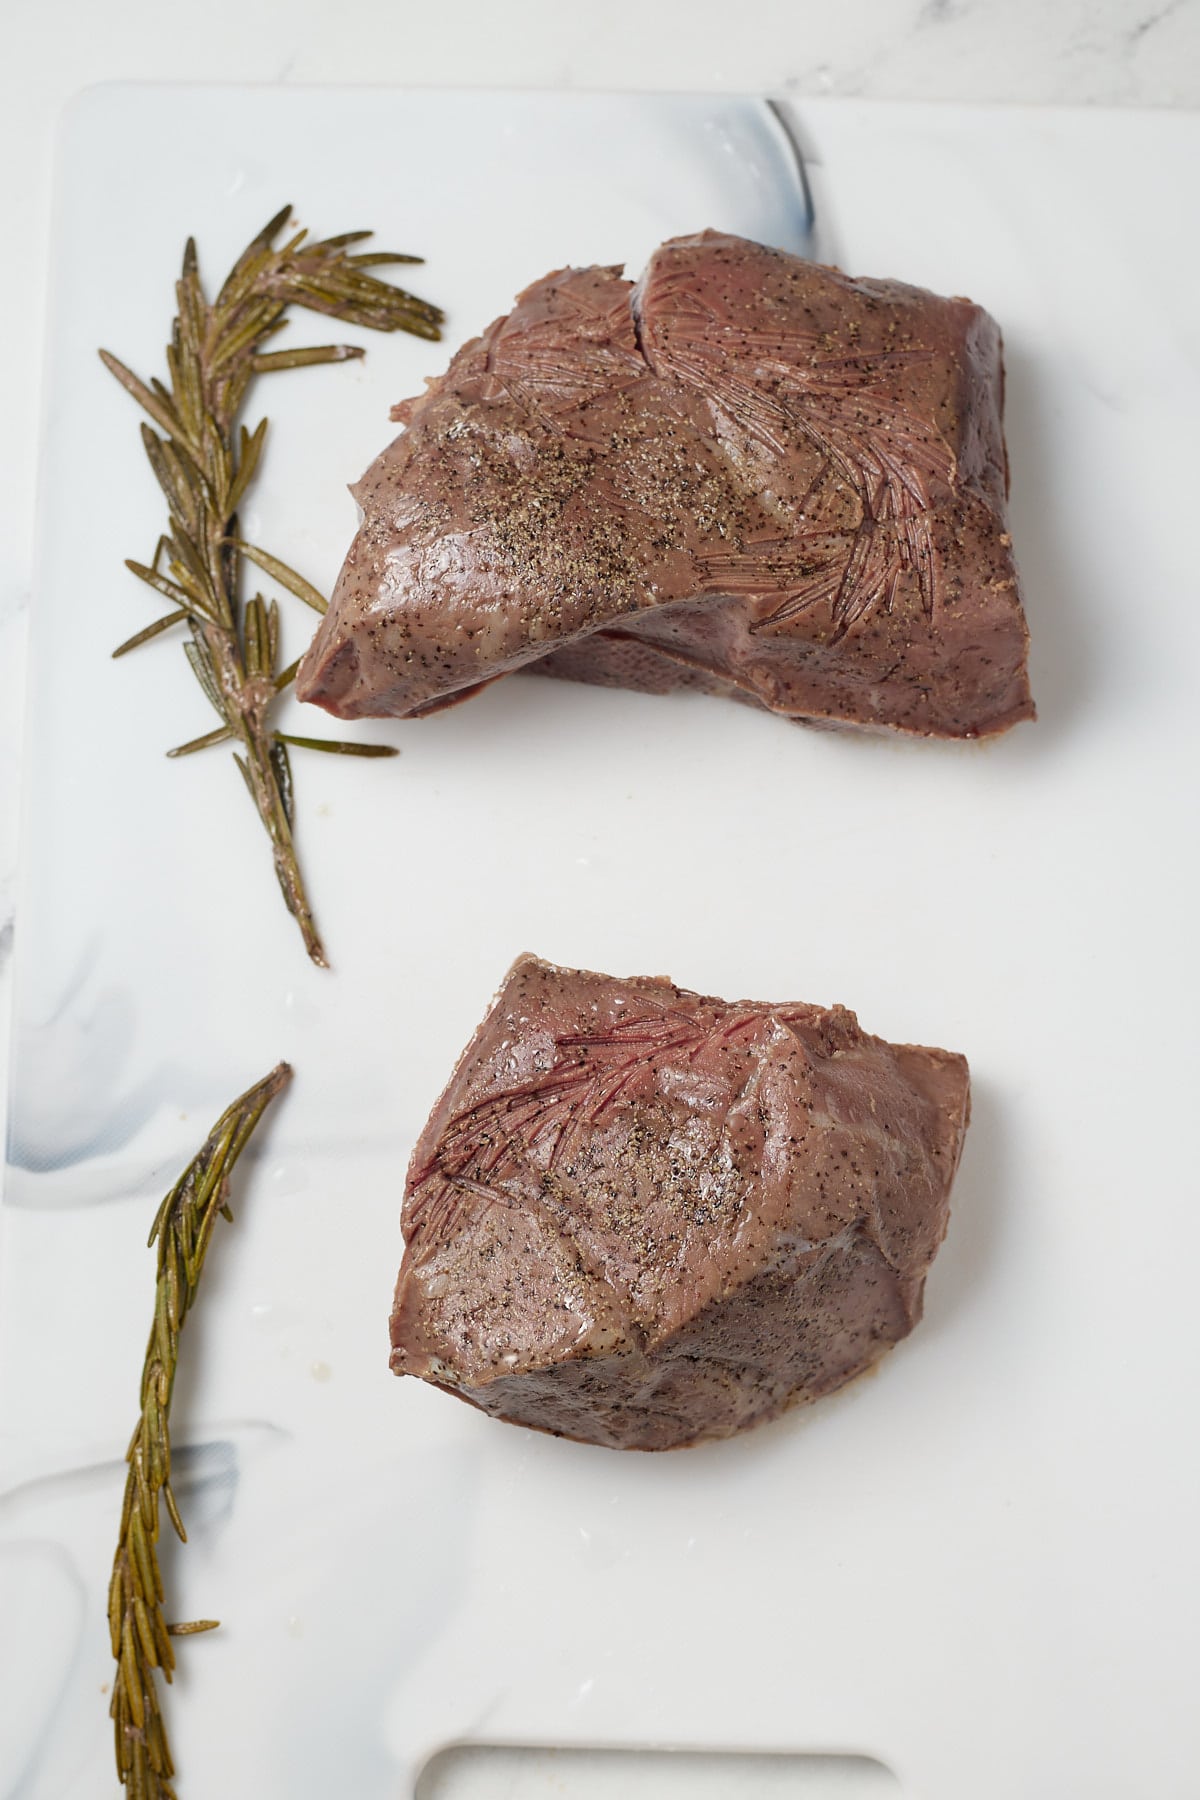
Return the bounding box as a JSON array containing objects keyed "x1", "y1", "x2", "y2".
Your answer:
[
  {"x1": 102, "y1": 208, "x2": 443, "y2": 967},
  {"x1": 108, "y1": 1063, "x2": 291, "y2": 1798}
]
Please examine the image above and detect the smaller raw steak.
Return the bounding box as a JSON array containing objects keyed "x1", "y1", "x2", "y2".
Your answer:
[
  {"x1": 298, "y1": 231, "x2": 1032, "y2": 738},
  {"x1": 390, "y1": 956, "x2": 970, "y2": 1450}
]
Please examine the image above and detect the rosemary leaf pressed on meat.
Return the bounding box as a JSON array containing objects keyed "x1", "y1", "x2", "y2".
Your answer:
[
  {"x1": 102, "y1": 208, "x2": 443, "y2": 966},
  {"x1": 108, "y1": 1063, "x2": 292, "y2": 1798}
]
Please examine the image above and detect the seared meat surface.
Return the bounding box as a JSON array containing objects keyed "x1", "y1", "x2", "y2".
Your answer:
[
  {"x1": 299, "y1": 231, "x2": 1032, "y2": 738},
  {"x1": 390, "y1": 956, "x2": 970, "y2": 1450}
]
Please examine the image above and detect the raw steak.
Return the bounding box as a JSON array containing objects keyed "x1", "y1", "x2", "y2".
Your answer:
[
  {"x1": 298, "y1": 231, "x2": 1033, "y2": 738},
  {"x1": 390, "y1": 956, "x2": 970, "y2": 1450}
]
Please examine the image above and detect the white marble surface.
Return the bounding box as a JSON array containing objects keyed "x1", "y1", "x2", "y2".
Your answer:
[
  {"x1": 6, "y1": 86, "x2": 1199, "y2": 1796},
  {"x1": 1, "y1": 0, "x2": 1197, "y2": 1143}
]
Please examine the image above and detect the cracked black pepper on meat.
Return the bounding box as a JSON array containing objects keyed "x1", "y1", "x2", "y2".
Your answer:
[
  {"x1": 390, "y1": 956, "x2": 970, "y2": 1451},
  {"x1": 298, "y1": 231, "x2": 1033, "y2": 738}
]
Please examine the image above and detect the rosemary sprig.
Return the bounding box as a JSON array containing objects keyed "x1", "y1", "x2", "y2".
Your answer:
[
  {"x1": 102, "y1": 207, "x2": 443, "y2": 967},
  {"x1": 108, "y1": 1062, "x2": 292, "y2": 1798}
]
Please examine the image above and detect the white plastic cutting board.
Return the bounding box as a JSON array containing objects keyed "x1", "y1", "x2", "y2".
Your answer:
[{"x1": 1, "y1": 88, "x2": 1197, "y2": 1800}]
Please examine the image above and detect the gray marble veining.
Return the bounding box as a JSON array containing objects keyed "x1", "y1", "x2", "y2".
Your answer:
[{"x1": 2, "y1": 3, "x2": 1197, "y2": 1167}]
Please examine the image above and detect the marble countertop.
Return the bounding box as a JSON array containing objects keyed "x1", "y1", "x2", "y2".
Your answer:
[{"x1": 2, "y1": 0, "x2": 1198, "y2": 1146}]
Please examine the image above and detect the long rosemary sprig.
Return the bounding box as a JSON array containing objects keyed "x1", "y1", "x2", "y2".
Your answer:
[
  {"x1": 107, "y1": 1062, "x2": 292, "y2": 1798},
  {"x1": 101, "y1": 207, "x2": 443, "y2": 967}
]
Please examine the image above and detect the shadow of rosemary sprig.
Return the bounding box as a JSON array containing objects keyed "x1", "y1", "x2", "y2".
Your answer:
[
  {"x1": 107, "y1": 1062, "x2": 292, "y2": 1799},
  {"x1": 101, "y1": 206, "x2": 443, "y2": 967}
]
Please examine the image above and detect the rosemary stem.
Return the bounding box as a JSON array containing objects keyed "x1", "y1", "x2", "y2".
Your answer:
[
  {"x1": 243, "y1": 713, "x2": 326, "y2": 967},
  {"x1": 103, "y1": 206, "x2": 440, "y2": 968},
  {"x1": 201, "y1": 558, "x2": 327, "y2": 968},
  {"x1": 109, "y1": 1064, "x2": 291, "y2": 1797}
]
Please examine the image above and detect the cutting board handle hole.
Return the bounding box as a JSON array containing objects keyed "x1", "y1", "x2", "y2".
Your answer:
[{"x1": 415, "y1": 1743, "x2": 902, "y2": 1797}]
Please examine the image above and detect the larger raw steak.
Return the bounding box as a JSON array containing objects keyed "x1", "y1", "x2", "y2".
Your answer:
[{"x1": 298, "y1": 232, "x2": 1033, "y2": 738}]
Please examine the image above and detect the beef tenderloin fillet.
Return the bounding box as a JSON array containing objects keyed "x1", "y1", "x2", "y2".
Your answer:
[
  {"x1": 390, "y1": 955, "x2": 970, "y2": 1450},
  {"x1": 298, "y1": 231, "x2": 1032, "y2": 738}
]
